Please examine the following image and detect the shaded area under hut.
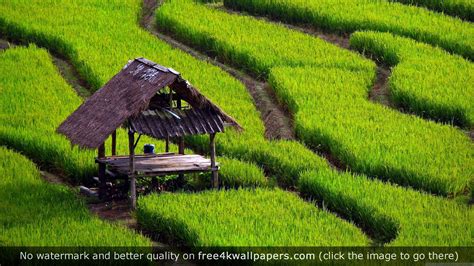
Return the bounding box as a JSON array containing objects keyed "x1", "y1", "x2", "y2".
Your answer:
[{"x1": 57, "y1": 58, "x2": 241, "y2": 208}]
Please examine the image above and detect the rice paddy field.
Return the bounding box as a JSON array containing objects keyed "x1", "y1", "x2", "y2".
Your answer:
[{"x1": 0, "y1": 0, "x2": 473, "y2": 262}]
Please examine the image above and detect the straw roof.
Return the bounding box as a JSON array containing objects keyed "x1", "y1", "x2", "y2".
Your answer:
[{"x1": 57, "y1": 58, "x2": 240, "y2": 149}]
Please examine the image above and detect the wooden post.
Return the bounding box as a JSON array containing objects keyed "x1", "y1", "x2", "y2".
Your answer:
[
  {"x1": 165, "y1": 137, "x2": 170, "y2": 152},
  {"x1": 177, "y1": 136, "x2": 185, "y2": 184},
  {"x1": 178, "y1": 137, "x2": 185, "y2": 154},
  {"x1": 128, "y1": 130, "x2": 137, "y2": 209},
  {"x1": 176, "y1": 96, "x2": 182, "y2": 109},
  {"x1": 209, "y1": 133, "x2": 218, "y2": 188},
  {"x1": 111, "y1": 130, "x2": 117, "y2": 156},
  {"x1": 169, "y1": 87, "x2": 173, "y2": 107},
  {"x1": 98, "y1": 143, "x2": 106, "y2": 200}
]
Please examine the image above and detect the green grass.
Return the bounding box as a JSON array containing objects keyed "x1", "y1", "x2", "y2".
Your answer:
[
  {"x1": 137, "y1": 188, "x2": 369, "y2": 246},
  {"x1": 156, "y1": 0, "x2": 473, "y2": 196},
  {"x1": 0, "y1": 146, "x2": 151, "y2": 246},
  {"x1": 351, "y1": 31, "x2": 474, "y2": 128},
  {"x1": 217, "y1": 157, "x2": 267, "y2": 188},
  {"x1": 0, "y1": 44, "x2": 94, "y2": 181},
  {"x1": 224, "y1": 0, "x2": 474, "y2": 60},
  {"x1": 0, "y1": 45, "x2": 263, "y2": 187},
  {"x1": 390, "y1": 0, "x2": 473, "y2": 21},
  {"x1": 299, "y1": 169, "x2": 473, "y2": 246}
]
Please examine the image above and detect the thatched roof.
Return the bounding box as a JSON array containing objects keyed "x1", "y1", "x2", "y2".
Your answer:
[{"x1": 57, "y1": 58, "x2": 241, "y2": 149}]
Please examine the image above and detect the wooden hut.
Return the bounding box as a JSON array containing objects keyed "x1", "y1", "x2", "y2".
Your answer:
[{"x1": 57, "y1": 58, "x2": 241, "y2": 208}]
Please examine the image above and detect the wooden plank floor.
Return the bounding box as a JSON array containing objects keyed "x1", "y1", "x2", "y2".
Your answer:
[{"x1": 97, "y1": 153, "x2": 216, "y2": 176}]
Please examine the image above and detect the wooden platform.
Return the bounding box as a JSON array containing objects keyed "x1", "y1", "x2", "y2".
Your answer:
[{"x1": 96, "y1": 153, "x2": 217, "y2": 177}]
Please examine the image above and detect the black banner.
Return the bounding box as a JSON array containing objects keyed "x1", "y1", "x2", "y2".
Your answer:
[{"x1": 0, "y1": 246, "x2": 472, "y2": 265}]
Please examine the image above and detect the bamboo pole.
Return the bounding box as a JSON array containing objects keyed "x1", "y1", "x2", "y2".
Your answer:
[
  {"x1": 176, "y1": 96, "x2": 182, "y2": 109},
  {"x1": 111, "y1": 130, "x2": 117, "y2": 156},
  {"x1": 209, "y1": 133, "x2": 218, "y2": 188},
  {"x1": 98, "y1": 143, "x2": 106, "y2": 199},
  {"x1": 177, "y1": 136, "x2": 185, "y2": 184},
  {"x1": 178, "y1": 138, "x2": 185, "y2": 154},
  {"x1": 128, "y1": 130, "x2": 136, "y2": 209}
]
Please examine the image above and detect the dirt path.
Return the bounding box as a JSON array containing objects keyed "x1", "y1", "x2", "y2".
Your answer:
[
  {"x1": 39, "y1": 170, "x2": 167, "y2": 246},
  {"x1": 51, "y1": 56, "x2": 91, "y2": 98},
  {"x1": 213, "y1": 3, "x2": 393, "y2": 108},
  {"x1": 39, "y1": 171, "x2": 137, "y2": 229},
  {"x1": 370, "y1": 66, "x2": 393, "y2": 107},
  {"x1": 141, "y1": 0, "x2": 295, "y2": 140}
]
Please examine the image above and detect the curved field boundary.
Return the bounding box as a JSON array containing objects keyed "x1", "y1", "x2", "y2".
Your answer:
[
  {"x1": 223, "y1": 0, "x2": 474, "y2": 60},
  {"x1": 137, "y1": 189, "x2": 369, "y2": 246},
  {"x1": 269, "y1": 66, "x2": 473, "y2": 196},
  {"x1": 155, "y1": 0, "x2": 473, "y2": 196},
  {"x1": 351, "y1": 31, "x2": 474, "y2": 128},
  {"x1": 0, "y1": 144, "x2": 150, "y2": 246},
  {"x1": 391, "y1": 0, "x2": 473, "y2": 21},
  {"x1": 299, "y1": 170, "x2": 473, "y2": 246}
]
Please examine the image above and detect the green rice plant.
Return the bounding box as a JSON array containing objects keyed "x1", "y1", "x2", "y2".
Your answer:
[
  {"x1": 0, "y1": 45, "x2": 263, "y2": 187},
  {"x1": 137, "y1": 188, "x2": 369, "y2": 246},
  {"x1": 0, "y1": 146, "x2": 151, "y2": 246},
  {"x1": 270, "y1": 67, "x2": 473, "y2": 196},
  {"x1": 224, "y1": 0, "x2": 474, "y2": 60},
  {"x1": 389, "y1": 0, "x2": 473, "y2": 21},
  {"x1": 351, "y1": 31, "x2": 474, "y2": 128},
  {"x1": 299, "y1": 169, "x2": 473, "y2": 246},
  {"x1": 216, "y1": 157, "x2": 268, "y2": 187},
  {"x1": 0, "y1": 45, "x2": 95, "y2": 181},
  {"x1": 155, "y1": 0, "x2": 473, "y2": 196}
]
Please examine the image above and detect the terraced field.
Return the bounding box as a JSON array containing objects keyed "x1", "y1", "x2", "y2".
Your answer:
[
  {"x1": 392, "y1": 0, "x2": 473, "y2": 20},
  {"x1": 156, "y1": 0, "x2": 473, "y2": 196},
  {"x1": 0, "y1": 0, "x2": 472, "y2": 250},
  {"x1": 224, "y1": 0, "x2": 474, "y2": 59},
  {"x1": 351, "y1": 31, "x2": 474, "y2": 127}
]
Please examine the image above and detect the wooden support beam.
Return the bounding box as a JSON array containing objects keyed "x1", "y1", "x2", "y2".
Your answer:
[
  {"x1": 98, "y1": 143, "x2": 105, "y2": 158},
  {"x1": 177, "y1": 96, "x2": 182, "y2": 109},
  {"x1": 169, "y1": 87, "x2": 173, "y2": 107},
  {"x1": 129, "y1": 130, "x2": 137, "y2": 209},
  {"x1": 178, "y1": 137, "x2": 185, "y2": 155},
  {"x1": 165, "y1": 137, "x2": 170, "y2": 152},
  {"x1": 151, "y1": 177, "x2": 158, "y2": 192},
  {"x1": 178, "y1": 136, "x2": 185, "y2": 185},
  {"x1": 209, "y1": 133, "x2": 218, "y2": 188},
  {"x1": 98, "y1": 143, "x2": 106, "y2": 200},
  {"x1": 111, "y1": 130, "x2": 117, "y2": 156}
]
